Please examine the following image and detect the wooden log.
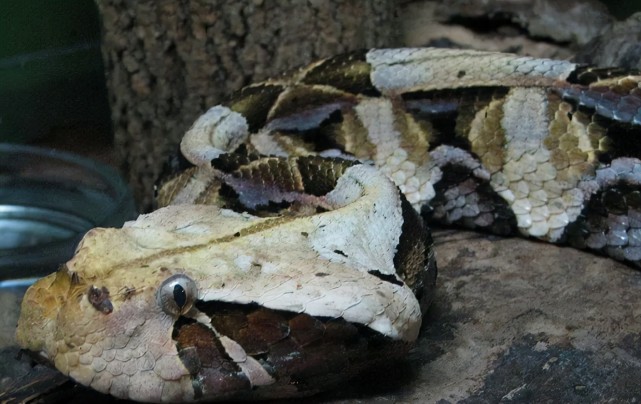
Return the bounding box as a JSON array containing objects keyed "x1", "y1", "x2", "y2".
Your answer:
[{"x1": 96, "y1": 0, "x2": 399, "y2": 210}]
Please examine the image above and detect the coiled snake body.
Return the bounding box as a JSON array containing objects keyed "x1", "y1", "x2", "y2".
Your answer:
[{"x1": 16, "y1": 48, "x2": 641, "y2": 401}]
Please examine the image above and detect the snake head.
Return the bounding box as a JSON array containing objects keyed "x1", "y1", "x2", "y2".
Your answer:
[
  {"x1": 16, "y1": 230, "x2": 202, "y2": 401},
  {"x1": 15, "y1": 163, "x2": 436, "y2": 402}
]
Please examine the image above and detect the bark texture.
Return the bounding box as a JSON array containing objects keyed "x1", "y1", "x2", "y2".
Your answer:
[{"x1": 96, "y1": 0, "x2": 399, "y2": 210}]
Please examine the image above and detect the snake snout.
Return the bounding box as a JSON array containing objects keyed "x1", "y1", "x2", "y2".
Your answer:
[{"x1": 15, "y1": 270, "x2": 71, "y2": 353}]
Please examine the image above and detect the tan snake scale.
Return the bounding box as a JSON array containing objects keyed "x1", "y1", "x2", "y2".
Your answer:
[{"x1": 15, "y1": 48, "x2": 641, "y2": 402}]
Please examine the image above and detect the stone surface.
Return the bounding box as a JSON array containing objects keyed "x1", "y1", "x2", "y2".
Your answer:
[
  {"x1": 408, "y1": 229, "x2": 641, "y2": 402},
  {"x1": 319, "y1": 229, "x2": 641, "y2": 402},
  {"x1": 3, "y1": 229, "x2": 641, "y2": 402},
  {"x1": 575, "y1": 12, "x2": 641, "y2": 69},
  {"x1": 399, "y1": 0, "x2": 611, "y2": 60}
]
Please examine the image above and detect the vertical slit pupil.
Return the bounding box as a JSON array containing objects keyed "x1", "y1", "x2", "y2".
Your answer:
[{"x1": 173, "y1": 284, "x2": 187, "y2": 309}]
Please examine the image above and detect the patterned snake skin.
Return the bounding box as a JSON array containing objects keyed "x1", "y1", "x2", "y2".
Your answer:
[{"x1": 15, "y1": 48, "x2": 641, "y2": 402}]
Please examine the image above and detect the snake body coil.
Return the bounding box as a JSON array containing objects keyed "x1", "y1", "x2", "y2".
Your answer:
[{"x1": 16, "y1": 48, "x2": 641, "y2": 401}]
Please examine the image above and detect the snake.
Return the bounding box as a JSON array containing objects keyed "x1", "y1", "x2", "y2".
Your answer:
[{"x1": 15, "y1": 48, "x2": 641, "y2": 402}]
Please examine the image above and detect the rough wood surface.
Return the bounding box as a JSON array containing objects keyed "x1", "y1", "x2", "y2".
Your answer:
[{"x1": 96, "y1": 0, "x2": 399, "y2": 209}]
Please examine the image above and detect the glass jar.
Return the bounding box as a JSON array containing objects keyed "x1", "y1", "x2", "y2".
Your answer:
[{"x1": 0, "y1": 143, "x2": 137, "y2": 285}]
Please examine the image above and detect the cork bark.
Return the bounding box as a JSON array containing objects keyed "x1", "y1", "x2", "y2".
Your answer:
[{"x1": 96, "y1": 0, "x2": 399, "y2": 210}]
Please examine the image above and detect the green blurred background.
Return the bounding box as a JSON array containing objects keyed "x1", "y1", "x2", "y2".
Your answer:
[{"x1": 0, "y1": 0, "x2": 110, "y2": 143}]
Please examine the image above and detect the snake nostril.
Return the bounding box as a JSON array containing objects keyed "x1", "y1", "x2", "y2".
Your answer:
[
  {"x1": 88, "y1": 285, "x2": 113, "y2": 314},
  {"x1": 157, "y1": 273, "x2": 198, "y2": 316}
]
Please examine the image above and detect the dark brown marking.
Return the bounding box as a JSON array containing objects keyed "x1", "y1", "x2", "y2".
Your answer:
[
  {"x1": 297, "y1": 156, "x2": 356, "y2": 196},
  {"x1": 554, "y1": 84, "x2": 641, "y2": 126},
  {"x1": 247, "y1": 309, "x2": 290, "y2": 345},
  {"x1": 155, "y1": 148, "x2": 195, "y2": 200},
  {"x1": 87, "y1": 286, "x2": 113, "y2": 314},
  {"x1": 367, "y1": 270, "x2": 404, "y2": 287},
  {"x1": 219, "y1": 154, "x2": 356, "y2": 200},
  {"x1": 393, "y1": 194, "x2": 433, "y2": 297},
  {"x1": 597, "y1": 121, "x2": 641, "y2": 164},
  {"x1": 208, "y1": 303, "x2": 288, "y2": 355},
  {"x1": 174, "y1": 320, "x2": 250, "y2": 398},
  {"x1": 404, "y1": 87, "x2": 509, "y2": 151},
  {"x1": 211, "y1": 145, "x2": 259, "y2": 172},
  {"x1": 300, "y1": 50, "x2": 380, "y2": 96},
  {"x1": 429, "y1": 163, "x2": 517, "y2": 236},
  {"x1": 236, "y1": 157, "x2": 304, "y2": 193},
  {"x1": 563, "y1": 182, "x2": 641, "y2": 267},
  {"x1": 268, "y1": 85, "x2": 358, "y2": 123},
  {"x1": 288, "y1": 314, "x2": 324, "y2": 346},
  {"x1": 178, "y1": 346, "x2": 201, "y2": 374},
  {"x1": 175, "y1": 322, "x2": 227, "y2": 370},
  {"x1": 566, "y1": 65, "x2": 638, "y2": 86},
  {"x1": 190, "y1": 300, "x2": 411, "y2": 398},
  {"x1": 228, "y1": 84, "x2": 285, "y2": 132}
]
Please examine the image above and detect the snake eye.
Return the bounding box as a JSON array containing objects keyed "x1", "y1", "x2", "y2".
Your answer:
[{"x1": 157, "y1": 274, "x2": 198, "y2": 316}]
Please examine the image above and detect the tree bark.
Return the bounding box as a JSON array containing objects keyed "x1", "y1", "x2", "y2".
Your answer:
[{"x1": 96, "y1": 0, "x2": 399, "y2": 210}]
